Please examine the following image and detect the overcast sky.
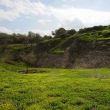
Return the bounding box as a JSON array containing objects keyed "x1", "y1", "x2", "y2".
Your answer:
[{"x1": 0, "y1": 0, "x2": 110, "y2": 35}]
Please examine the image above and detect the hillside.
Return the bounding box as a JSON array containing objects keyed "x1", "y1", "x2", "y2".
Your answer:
[
  {"x1": 0, "y1": 25, "x2": 110, "y2": 68},
  {"x1": 0, "y1": 26, "x2": 110, "y2": 110}
]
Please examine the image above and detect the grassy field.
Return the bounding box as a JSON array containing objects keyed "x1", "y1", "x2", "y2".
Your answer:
[{"x1": 0, "y1": 64, "x2": 110, "y2": 110}]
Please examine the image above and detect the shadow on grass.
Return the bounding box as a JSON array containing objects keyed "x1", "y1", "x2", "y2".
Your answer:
[{"x1": 18, "y1": 69, "x2": 48, "y2": 74}]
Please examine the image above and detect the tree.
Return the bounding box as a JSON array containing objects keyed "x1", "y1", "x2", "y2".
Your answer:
[
  {"x1": 19, "y1": 32, "x2": 41, "y2": 73},
  {"x1": 52, "y1": 28, "x2": 76, "y2": 38},
  {"x1": 52, "y1": 28, "x2": 66, "y2": 38},
  {"x1": 0, "y1": 33, "x2": 9, "y2": 52},
  {"x1": 20, "y1": 52, "x2": 36, "y2": 73},
  {"x1": 67, "y1": 29, "x2": 76, "y2": 35},
  {"x1": 28, "y1": 32, "x2": 42, "y2": 44},
  {"x1": 43, "y1": 35, "x2": 52, "y2": 40}
]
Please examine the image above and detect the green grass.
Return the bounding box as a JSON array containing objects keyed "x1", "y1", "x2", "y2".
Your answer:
[
  {"x1": 50, "y1": 49, "x2": 64, "y2": 55},
  {"x1": 7, "y1": 44, "x2": 36, "y2": 50},
  {"x1": 0, "y1": 64, "x2": 110, "y2": 110}
]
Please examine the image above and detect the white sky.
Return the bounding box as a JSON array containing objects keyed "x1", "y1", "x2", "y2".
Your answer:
[{"x1": 0, "y1": 0, "x2": 110, "y2": 35}]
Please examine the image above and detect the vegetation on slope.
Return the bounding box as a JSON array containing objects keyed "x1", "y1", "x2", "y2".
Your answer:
[
  {"x1": 0, "y1": 25, "x2": 110, "y2": 67},
  {"x1": 0, "y1": 25, "x2": 110, "y2": 52}
]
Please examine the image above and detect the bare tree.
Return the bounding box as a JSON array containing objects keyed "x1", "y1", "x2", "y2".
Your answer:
[{"x1": 20, "y1": 52, "x2": 36, "y2": 73}]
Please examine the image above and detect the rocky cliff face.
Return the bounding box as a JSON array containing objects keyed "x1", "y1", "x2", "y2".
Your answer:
[
  {"x1": 34, "y1": 39, "x2": 110, "y2": 68},
  {"x1": 35, "y1": 53, "x2": 63, "y2": 68},
  {"x1": 3, "y1": 39, "x2": 110, "y2": 68},
  {"x1": 63, "y1": 39, "x2": 110, "y2": 68}
]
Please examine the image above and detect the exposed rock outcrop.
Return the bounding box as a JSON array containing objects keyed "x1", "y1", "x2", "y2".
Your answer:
[
  {"x1": 63, "y1": 39, "x2": 110, "y2": 68},
  {"x1": 33, "y1": 39, "x2": 110, "y2": 68}
]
